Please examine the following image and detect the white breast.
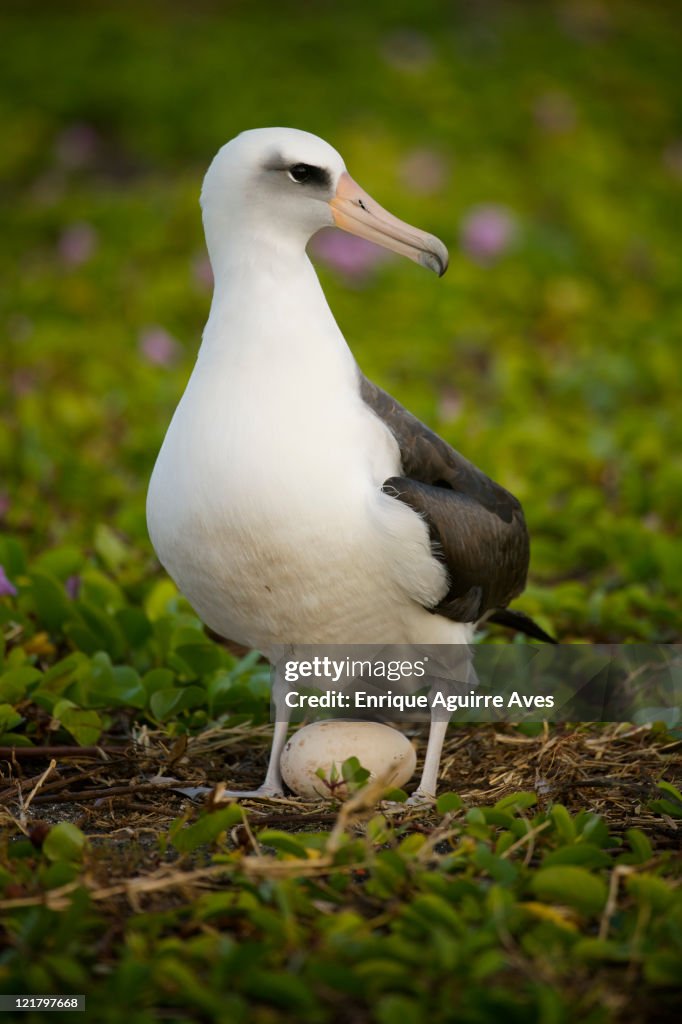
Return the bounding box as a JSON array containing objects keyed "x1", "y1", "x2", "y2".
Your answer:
[{"x1": 147, "y1": 256, "x2": 456, "y2": 654}]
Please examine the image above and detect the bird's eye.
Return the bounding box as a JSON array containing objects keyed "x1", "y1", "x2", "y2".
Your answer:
[{"x1": 288, "y1": 164, "x2": 311, "y2": 183}]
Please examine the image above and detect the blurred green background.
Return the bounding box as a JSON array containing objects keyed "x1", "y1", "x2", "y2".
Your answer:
[{"x1": 2, "y1": 0, "x2": 681, "y2": 641}]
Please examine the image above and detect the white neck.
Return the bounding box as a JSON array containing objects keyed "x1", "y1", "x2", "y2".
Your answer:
[{"x1": 197, "y1": 234, "x2": 358, "y2": 393}]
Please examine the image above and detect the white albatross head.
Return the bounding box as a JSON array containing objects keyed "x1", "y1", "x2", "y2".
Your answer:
[{"x1": 200, "y1": 127, "x2": 448, "y2": 278}]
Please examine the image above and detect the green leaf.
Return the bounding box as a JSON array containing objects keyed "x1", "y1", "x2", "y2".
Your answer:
[
  {"x1": 550, "y1": 804, "x2": 576, "y2": 843},
  {"x1": 79, "y1": 570, "x2": 125, "y2": 609},
  {"x1": 0, "y1": 537, "x2": 27, "y2": 577},
  {"x1": 0, "y1": 733, "x2": 33, "y2": 746},
  {"x1": 30, "y1": 571, "x2": 76, "y2": 632},
  {"x1": 494, "y1": 791, "x2": 537, "y2": 813},
  {"x1": 115, "y1": 607, "x2": 152, "y2": 649},
  {"x1": 626, "y1": 873, "x2": 673, "y2": 912},
  {"x1": 465, "y1": 807, "x2": 491, "y2": 841},
  {"x1": 644, "y1": 952, "x2": 682, "y2": 986},
  {"x1": 0, "y1": 666, "x2": 42, "y2": 702},
  {"x1": 258, "y1": 830, "x2": 310, "y2": 858},
  {"x1": 495, "y1": 832, "x2": 516, "y2": 856},
  {"x1": 341, "y1": 756, "x2": 371, "y2": 788},
  {"x1": 144, "y1": 579, "x2": 179, "y2": 620},
  {"x1": 516, "y1": 722, "x2": 544, "y2": 737},
  {"x1": 473, "y1": 843, "x2": 518, "y2": 884},
  {"x1": 406, "y1": 893, "x2": 462, "y2": 932},
  {"x1": 206, "y1": 673, "x2": 267, "y2": 718},
  {"x1": 436, "y1": 792, "x2": 463, "y2": 815},
  {"x1": 52, "y1": 699, "x2": 103, "y2": 745},
  {"x1": 41, "y1": 653, "x2": 91, "y2": 695},
  {"x1": 142, "y1": 668, "x2": 175, "y2": 695},
  {"x1": 43, "y1": 823, "x2": 87, "y2": 863},
  {"x1": 575, "y1": 812, "x2": 610, "y2": 846},
  {"x1": 366, "y1": 814, "x2": 391, "y2": 843},
  {"x1": 0, "y1": 704, "x2": 23, "y2": 732},
  {"x1": 382, "y1": 787, "x2": 408, "y2": 803},
  {"x1": 40, "y1": 861, "x2": 81, "y2": 889},
  {"x1": 481, "y1": 808, "x2": 515, "y2": 828},
  {"x1": 624, "y1": 828, "x2": 653, "y2": 864},
  {"x1": 650, "y1": 780, "x2": 682, "y2": 818},
  {"x1": 573, "y1": 938, "x2": 630, "y2": 962},
  {"x1": 33, "y1": 546, "x2": 83, "y2": 579},
  {"x1": 194, "y1": 892, "x2": 237, "y2": 920},
  {"x1": 656, "y1": 779, "x2": 682, "y2": 803},
  {"x1": 542, "y1": 844, "x2": 611, "y2": 869},
  {"x1": 470, "y1": 949, "x2": 507, "y2": 981},
  {"x1": 241, "y1": 970, "x2": 316, "y2": 1012},
  {"x1": 110, "y1": 665, "x2": 146, "y2": 707},
  {"x1": 530, "y1": 866, "x2": 607, "y2": 915},
  {"x1": 94, "y1": 524, "x2": 130, "y2": 572},
  {"x1": 648, "y1": 798, "x2": 682, "y2": 819},
  {"x1": 75, "y1": 602, "x2": 126, "y2": 659},
  {"x1": 76, "y1": 653, "x2": 146, "y2": 709},
  {"x1": 174, "y1": 641, "x2": 223, "y2": 676},
  {"x1": 398, "y1": 833, "x2": 426, "y2": 857},
  {"x1": 149, "y1": 686, "x2": 206, "y2": 721},
  {"x1": 376, "y1": 994, "x2": 425, "y2": 1024},
  {"x1": 366, "y1": 850, "x2": 408, "y2": 897},
  {"x1": 171, "y1": 805, "x2": 243, "y2": 853}
]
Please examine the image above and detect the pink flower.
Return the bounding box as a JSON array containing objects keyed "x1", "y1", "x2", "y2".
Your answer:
[
  {"x1": 11, "y1": 369, "x2": 37, "y2": 397},
  {"x1": 381, "y1": 30, "x2": 434, "y2": 73},
  {"x1": 310, "y1": 229, "x2": 391, "y2": 282},
  {"x1": 7, "y1": 315, "x2": 33, "y2": 342},
  {"x1": 57, "y1": 223, "x2": 98, "y2": 267},
  {"x1": 663, "y1": 141, "x2": 682, "y2": 180},
  {"x1": 533, "y1": 91, "x2": 577, "y2": 135},
  {"x1": 437, "y1": 387, "x2": 462, "y2": 421},
  {"x1": 460, "y1": 205, "x2": 518, "y2": 264},
  {"x1": 139, "y1": 326, "x2": 182, "y2": 367},
  {"x1": 54, "y1": 122, "x2": 99, "y2": 169},
  {"x1": 0, "y1": 565, "x2": 18, "y2": 598},
  {"x1": 399, "y1": 148, "x2": 448, "y2": 195}
]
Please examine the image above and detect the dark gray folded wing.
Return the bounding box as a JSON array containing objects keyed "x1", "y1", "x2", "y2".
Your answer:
[{"x1": 360, "y1": 375, "x2": 530, "y2": 623}]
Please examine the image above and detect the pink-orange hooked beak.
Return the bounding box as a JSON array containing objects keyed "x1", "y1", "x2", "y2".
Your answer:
[{"x1": 328, "y1": 171, "x2": 448, "y2": 276}]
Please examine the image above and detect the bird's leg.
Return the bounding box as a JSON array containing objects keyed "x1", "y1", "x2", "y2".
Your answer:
[
  {"x1": 407, "y1": 648, "x2": 475, "y2": 806},
  {"x1": 219, "y1": 720, "x2": 289, "y2": 799},
  {"x1": 406, "y1": 715, "x2": 449, "y2": 805},
  {"x1": 219, "y1": 680, "x2": 291, "y2": 799}
]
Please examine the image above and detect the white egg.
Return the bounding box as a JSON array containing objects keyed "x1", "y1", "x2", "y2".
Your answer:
[{"x1": 280, "y1": 719, "x2": 416, "y2": 799}]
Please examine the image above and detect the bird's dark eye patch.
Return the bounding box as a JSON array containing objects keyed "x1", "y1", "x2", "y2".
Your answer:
[
  {"x1": 289, "y1": 163, "x2": 311, "y2": 183},
  {"x1": 287, "y1": 163, "x2": 331, "y2": 188}
]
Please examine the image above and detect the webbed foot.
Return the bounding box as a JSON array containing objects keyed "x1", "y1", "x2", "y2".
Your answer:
[{"x1": 404, "y1": 789, "x2": 436, "y2": 807}]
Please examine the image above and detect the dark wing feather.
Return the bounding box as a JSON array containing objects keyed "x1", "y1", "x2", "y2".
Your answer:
[{"x1": 360, "y1": 375, "x2": 530, "y2": 623}]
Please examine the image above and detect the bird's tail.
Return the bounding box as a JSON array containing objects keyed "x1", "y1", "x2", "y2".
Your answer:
[{"x1": 486, "y1": 609, "x2": 557, "y2": 644}]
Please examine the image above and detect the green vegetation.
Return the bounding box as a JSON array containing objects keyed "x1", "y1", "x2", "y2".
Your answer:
[
  {"x1": 2, "y1": 785, "x2": 681, "y2": 1023},
  {"x1": 1, "y1": 2, "x2": 681, "y2": 1021}
]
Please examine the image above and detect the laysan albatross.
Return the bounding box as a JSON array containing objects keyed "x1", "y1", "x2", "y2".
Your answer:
[{"x1": 146, "y1": 127, "x2": 551, "y2": 802}]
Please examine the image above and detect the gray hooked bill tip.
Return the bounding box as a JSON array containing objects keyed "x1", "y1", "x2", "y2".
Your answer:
[{"x1": 419, "y1": 245, "x2": 449, "y2": 277}]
